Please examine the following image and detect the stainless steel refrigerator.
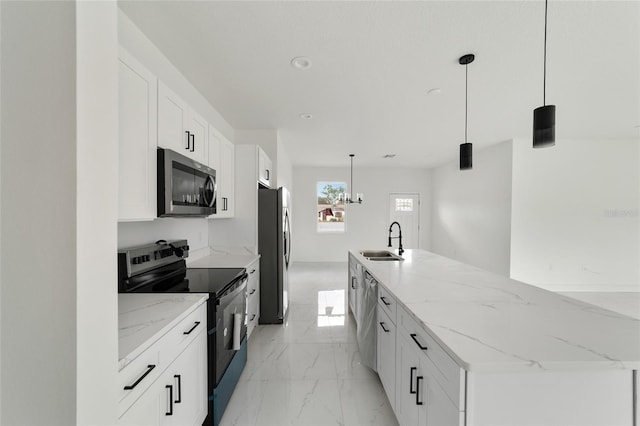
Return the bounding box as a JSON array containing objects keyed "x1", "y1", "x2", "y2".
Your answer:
[{"x1": 258, "y1": 187, "x2": 291, "y2": 324}]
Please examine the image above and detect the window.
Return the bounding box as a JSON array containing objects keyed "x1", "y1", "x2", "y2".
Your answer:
[
  {"x1": 395, "y1": 198, "x2": 414, "y2": 212},
  {"x1": 317, "y1": 181, "x2": 346, "y2": 233}
]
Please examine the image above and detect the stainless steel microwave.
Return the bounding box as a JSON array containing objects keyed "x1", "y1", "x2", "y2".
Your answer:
[{"x1": 157, "y1": 148, "x2": 217, "y2": 217}]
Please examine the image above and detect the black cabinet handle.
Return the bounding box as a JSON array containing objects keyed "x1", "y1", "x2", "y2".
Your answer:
[
  {"x1": 250, "y1": 269, "x2": 256, "y2": 274},
  {"x1": 222, "y1": 197, "x2": 228, "y2": 211},
  {"x1": 190, "y1": 133, "x2": 195, "y2": 152},
  {"x1": 380, "y1": 296, "x2": 391, "y2": 306},
  {"x1": 165, "y1": 385, "x2": 174, "y2": 415},
  {"x1": 416, "y1": 376, "x2": 424, "y2": 405},
  {"x1": 410, "y1": 367, "x2": 417, "y2": 394},
  {"x1": 174, "y1": 375, "x2": 182, "y2": 403},
  {"x1": 183, "y1": 321, "x2": 201, "y2": 335},
  {"x1": 249, "y1": 289, "x2": 256, "y2": 295},
  {"x1": 379, "y1": 322, "x2": 390, "y2": 333},
  {"x1": 410, "y1": 333, "x2": 428, "y2": 351},
  {"x1": 266, "y1": 169, "x2": 270, "y2": 181},
  {"x1": 351, "y1": 277, "x2": 356, "y2": 289},
  {"x1": 250, "y1": 314, "x2": 256, "y2": 321},
  {"x1": 123, "y1": 364, "x2": 156, "y2": 390},
  {"x1": 185, "y1": 131, "x2": 191, "y2": 150}
]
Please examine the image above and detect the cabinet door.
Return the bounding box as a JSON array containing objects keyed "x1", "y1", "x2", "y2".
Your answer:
[
  {"x1": 158, "y1": 81, "x2": 190, "y2": 155},
  {"x1": 377, "y1": 304, "x2": 396, "y2": 411},
  {"x1": 395, "y1": 331, "x2": 422, "y2": 426},
  {"x1": 188, "y1": 109, "x2": 207, "y2": 165},
  {"x1": 423, "y1": 368, "x2": 462, "y2": 426},
  {"x1": 161, "y1": 331, "x2": 207, "y2": 426},
  {"x1": 118, "y1": 377, "x2": 162, "y2": 426},
  {"x1": 257, "y1": 147, "x2": 272, "y2": 187},
  {"x1": 118, "y1": 48, "x2": 157, "y2": 221},
  {"x1": 219, "y1": 137, "x2": 235, "y2": 217}
]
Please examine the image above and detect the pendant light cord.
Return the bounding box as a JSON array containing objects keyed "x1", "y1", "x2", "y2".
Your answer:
[
  {"x1": 465, "y1": 63, "x2": 468, "y2": 144},
  {"x1": 543, "y1": 0, "x2": 548, "y2": 106}
]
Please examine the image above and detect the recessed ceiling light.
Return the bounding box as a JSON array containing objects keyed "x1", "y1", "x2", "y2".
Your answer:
[
  {"x1": 383, "y1": 154, "x2": 396, "y2": 159},
  {"x1": 427, "y1": 88, "x2": 442, "y2": 96},
  {"x1": 291, "y1": 56, "x2": 312, "y2": 70},
  {"x1": 299, "y1": 113, "x2": 313, "y2": 120}
]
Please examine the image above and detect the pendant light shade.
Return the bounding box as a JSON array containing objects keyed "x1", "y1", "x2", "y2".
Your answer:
[
  {"x1": 459, "y1": 53, "x2": 475, "y2": 170},
  {"x1": 533, "y1": 105, "x2": 555, "y2": 148},
  {"x1": 460, "y1": 142, "x2": 473, "y2": 170},
  {"x1": 533, "y1": 0, "x2": 556, "y2": 148}
]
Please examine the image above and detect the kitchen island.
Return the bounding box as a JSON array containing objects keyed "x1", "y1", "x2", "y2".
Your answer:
[{"x1": 349, "y1": 249, "x2": 639, "y2": 425}]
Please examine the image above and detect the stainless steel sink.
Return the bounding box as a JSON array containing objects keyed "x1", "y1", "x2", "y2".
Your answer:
[{"x1": 360, "y1": 250, "x2": 404, "y2": 261}]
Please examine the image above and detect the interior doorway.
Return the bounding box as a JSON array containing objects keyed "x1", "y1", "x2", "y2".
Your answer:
[{"x1": 388, "y1": 193, "x2": 420, "y2": 249}]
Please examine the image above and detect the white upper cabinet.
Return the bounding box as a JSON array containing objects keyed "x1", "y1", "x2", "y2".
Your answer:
[
  {"x1": 158, "y1": 81, "x2": 207, "y2": 165},
  {"x1": 257, "y1": 147, "x2": 272, "y2": 188},
  {"x1": 219, "y1": 137, "x2": 235, "y2": 217},
  {"x1": 207, "y1": 126, "x2": 235, "y2": 218},
  {"x1": 187, "y1": 109, "x2": 208, "y2": 165},
  {"x1": 118, "y1": 48, "x2": 158, "y2": 221}
]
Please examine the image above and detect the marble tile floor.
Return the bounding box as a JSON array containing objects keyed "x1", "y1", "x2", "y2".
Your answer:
[
  {"x1": 220, "y1": 261, "x2": 398, "y2": 426},
  {"x1": 220, "y1": 261, "x2": 639, "y2": 425}
]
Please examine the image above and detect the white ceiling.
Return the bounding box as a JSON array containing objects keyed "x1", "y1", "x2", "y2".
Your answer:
[{"x1": 119, "y1": 1, "x2": 640, "y2": 168}]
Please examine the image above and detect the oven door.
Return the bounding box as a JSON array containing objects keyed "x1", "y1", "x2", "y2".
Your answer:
[{"x1": 213, "y1": 275, "x2": 247, "y2": 386}]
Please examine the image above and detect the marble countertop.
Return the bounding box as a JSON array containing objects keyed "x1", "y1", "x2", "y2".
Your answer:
[
  {"x1": 351, "y1": 249, "x2": 640, "y2": 373},
  {"x1": 118, "y1": 293, "x2": 208, "y2": 371},
  {"x1": 187, "y1": 246, "x2": 260, "y2": 269}
]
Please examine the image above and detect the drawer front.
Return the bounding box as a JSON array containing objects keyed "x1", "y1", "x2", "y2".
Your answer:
[
  {"x1": 160, "y1": 303, "x2": 207, "y2": 368},
  {"x1": 376, "y1": 304, "x2": 396, "y2": 410},
  {"x1": 247, "y1": 260, "x2": 259, "y2": 296},
  {"x1": 398, "y1": 305, "x2": 464, "y2": 409},
  {"x1": 118, "y1": 347, "x2": 161, "y2": 416},
  {"x1": 247, "y1": 295, "x2": 259, "y2": 338},
  {"x1": 377, "y1": 285, "x2": 397, "y2": 324}
]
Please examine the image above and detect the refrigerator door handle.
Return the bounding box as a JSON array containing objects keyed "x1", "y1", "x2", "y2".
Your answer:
[{"x1": 284, "y1": 210, "x2": 291, "y2": 268}]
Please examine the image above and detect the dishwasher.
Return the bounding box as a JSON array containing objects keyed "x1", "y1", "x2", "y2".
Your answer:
[{"x1": 356, "y1": 271, "x2": 378, "y2": 371}]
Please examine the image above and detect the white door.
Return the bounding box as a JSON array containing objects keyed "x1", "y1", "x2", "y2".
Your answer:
[{"x1": 389, "y1": 193, "x2": 420, "y2": 249}]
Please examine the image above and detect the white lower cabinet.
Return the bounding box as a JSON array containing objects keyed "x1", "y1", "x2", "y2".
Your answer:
[
  {"x1": 377, "y1": 302, "x2": 396, "y2": 411},
  {"x1": 118, "y1": 304, "x2": 207, "y2": 426},
  {"x1": 246, "y1": 258, "x2": 260, "y2": 338}
]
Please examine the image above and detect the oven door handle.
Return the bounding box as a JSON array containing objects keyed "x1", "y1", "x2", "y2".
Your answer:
[{"x1": 217, "y1": 277, "x2": 248, "y2": 305}]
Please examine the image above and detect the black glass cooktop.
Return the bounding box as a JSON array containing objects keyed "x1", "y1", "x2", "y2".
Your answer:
[{"x1": 185, "y1": 268, "x2": 246, "y2": 297}]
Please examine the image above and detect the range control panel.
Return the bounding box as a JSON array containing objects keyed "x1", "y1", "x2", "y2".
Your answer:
[{"x1": 118, "y1": 239, "x2": 189, "y2": 279}]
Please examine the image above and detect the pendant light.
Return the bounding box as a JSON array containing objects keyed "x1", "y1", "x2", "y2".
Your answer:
[
  {"x1": 533, "y1": 0, "x2": 555, "y2": 148},
  {"x1": 339, "y1": 154, "x2": 363, "y2": 204},
  {"x1": 459, "y1": 53, "x2": 475, "y2": 170}
]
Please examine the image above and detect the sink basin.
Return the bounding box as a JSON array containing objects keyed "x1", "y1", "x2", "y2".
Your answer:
[{"x1": 360, "y1": 250, "x2": 404, "y2": 261}]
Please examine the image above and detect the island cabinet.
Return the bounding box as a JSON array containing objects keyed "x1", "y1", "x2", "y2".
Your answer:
[
  {"x1": 395, "y1": 302, "x2": 464, "y2": 426},
  {"x1": 376, "y1": 285, "x2": 397, "y2": 412}
]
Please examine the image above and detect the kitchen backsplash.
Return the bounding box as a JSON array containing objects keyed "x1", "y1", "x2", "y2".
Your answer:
[{"x1": 118, "y1": 218, "x2": 209, "y2": 250}]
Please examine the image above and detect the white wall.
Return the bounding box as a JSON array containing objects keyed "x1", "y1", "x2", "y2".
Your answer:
[
  {"x1": 510, "y1": 138, "x2": 640, "y2": 291},
  {"x1": 1, "y1": 2, "x2": 77, "y2": 423},
  {"x1": 76, "y1": 3, "x2": 119, "y2": 423},
  {"x1": 292, "y1": 166, "x2": 431, "y2": 262},
  {"x1": 430, "y1": 141, "x2": 514, "y2": 276},
  {"x1": 119, "y1": 218, "x2": 210, "y2": 250}
]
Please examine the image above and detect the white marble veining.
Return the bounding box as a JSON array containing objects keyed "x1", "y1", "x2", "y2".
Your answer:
[
  {"x1": 351, "y1": 249, "x2": 640, "y2": 373},
  {"x1": 186, "y1": 246, "x2": 259, "y2": 269},
  {"x1": 118, "y1": 293, "x2": 208, "y2": 371}
]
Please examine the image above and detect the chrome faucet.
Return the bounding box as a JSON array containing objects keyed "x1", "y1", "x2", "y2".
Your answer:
[{"x1": 388, "y1": 221, "x2": 404, "y2": 255}]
